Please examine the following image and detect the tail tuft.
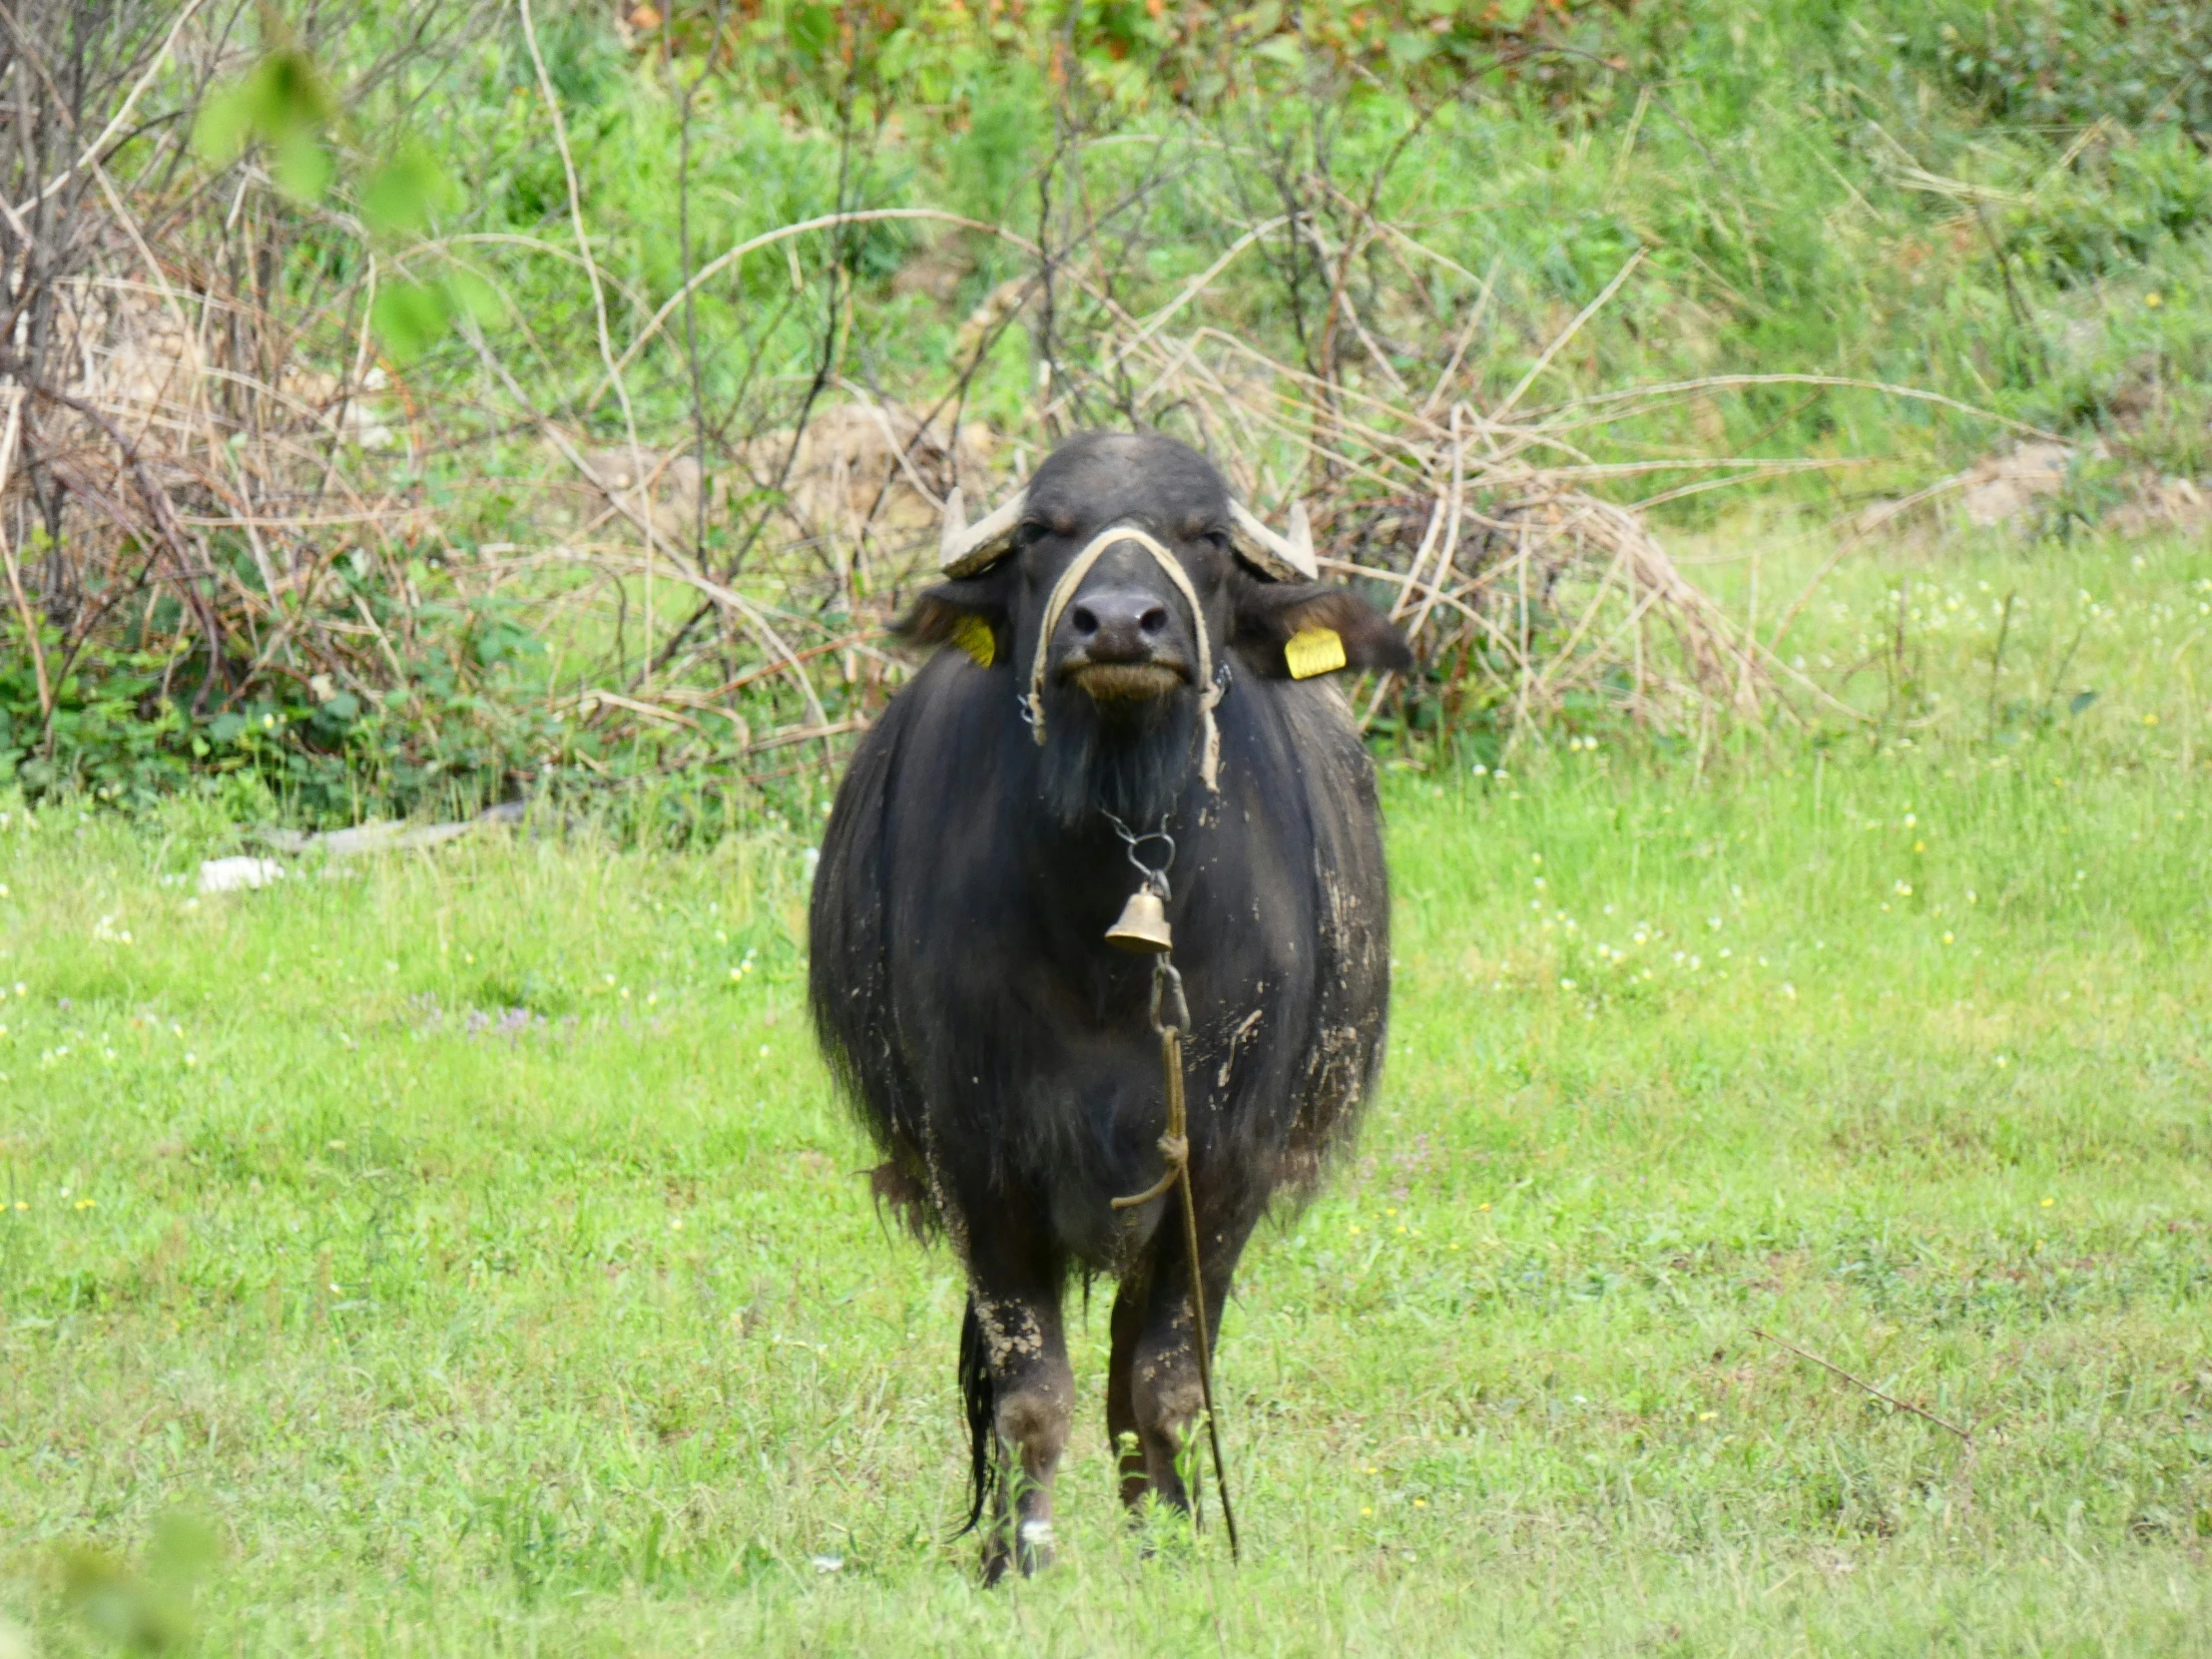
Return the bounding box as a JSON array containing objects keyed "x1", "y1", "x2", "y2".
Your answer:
[{"x1": 955, "y1": 1298, "x2": 997, "y2": 1536}]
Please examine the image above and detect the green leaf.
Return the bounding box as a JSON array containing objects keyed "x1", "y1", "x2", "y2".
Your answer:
[
  {"x1": 274, "y1": 132, "x2": 333, "y2": 204},
  {"x1": 192, "y1": 85, "x2": 258, "y2": 165},
  {"x1": 254, "y1": 48, "x2": 336, "y2": 136},
  {"x1": 371, "y1": 279, "x2": 452, "y2": 364},
  {"x1": 2067, "y1": 690, "x2": 2099, "y2": 717},
  {"x1": 195, "y1": 46, "x2": 335, "y2": 182},
  {"x1": 789, "y1": 3, "x2": 835, "y2": 61},
  {"x1": 443, "y1": 268, "x2": 504, "y2": 325},
  {"x1": 202, "y1": 49, "x2": 333, "y2": 153},
  {"x1": 361, "y1": 148, "x2": 455, "y2": 238}
]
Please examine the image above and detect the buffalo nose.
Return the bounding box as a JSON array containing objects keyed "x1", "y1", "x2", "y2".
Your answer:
[{"x1": 1068, "y1": 588, "x2": 1171, "y2": 661}]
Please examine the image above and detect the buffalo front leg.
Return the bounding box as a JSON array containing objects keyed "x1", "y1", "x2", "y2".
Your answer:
[
  {"x1": 1108, "y1": 1212, "x2": 1253, "y2": 1518},
  {"x1": 964, "y1": 1275, "x2": 1074, "y2": 1583},
  {"x1": 1105, "y1": 1263, "x2": 1152, "y2": 1510}
]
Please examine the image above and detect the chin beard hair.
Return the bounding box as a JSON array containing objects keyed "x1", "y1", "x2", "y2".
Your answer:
[{"x1": 1034, "y1": 685, "x2": 1198, "y2": 830}]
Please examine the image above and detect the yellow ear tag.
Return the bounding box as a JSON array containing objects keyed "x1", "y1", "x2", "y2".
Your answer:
[
  {"x1": 951, "y1": 615, "x2": 995, "y2": 668},
  {"x1": 1284, "y1": 625, "x2": 1347, "y2": 680}
]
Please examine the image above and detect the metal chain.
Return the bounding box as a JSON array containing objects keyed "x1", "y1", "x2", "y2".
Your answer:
[{"x1": 1102, "y1": 810, "x2": 1176, "y2": 900}]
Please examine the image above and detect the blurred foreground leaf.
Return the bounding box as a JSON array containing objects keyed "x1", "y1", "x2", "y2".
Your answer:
[
  {"x1": 194, "y1": 47, "x2": 335, "y2": 203},
  {"x1": 372, "y1": 279, "x2": 451, "y2": 364}
]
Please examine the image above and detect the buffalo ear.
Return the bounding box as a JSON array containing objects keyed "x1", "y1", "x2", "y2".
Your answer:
[
  {"x1": 1230, "y1": 574, "x2": 1413, "y2": 680},
  {"x1": 896, "y1": 565, "x2": 1013, "y2": 668}
]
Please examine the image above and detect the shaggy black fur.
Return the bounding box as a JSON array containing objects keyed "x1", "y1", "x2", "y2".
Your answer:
[{"x1": 809, "y1": 431, "x2": 1410, "y2": 1572}]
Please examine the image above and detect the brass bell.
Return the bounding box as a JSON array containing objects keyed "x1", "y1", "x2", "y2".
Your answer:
[{"x1": 1104, "y1": 886, "x2": 1174, "y2": 953}]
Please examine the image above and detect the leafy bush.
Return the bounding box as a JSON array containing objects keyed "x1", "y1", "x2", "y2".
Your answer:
[
  {"x1": 2002, "y1": 127, "x2": 2212, "y2": 285},
  {"x1": 1930, "y1": 0, "x2": 2212, "y2": 147}
]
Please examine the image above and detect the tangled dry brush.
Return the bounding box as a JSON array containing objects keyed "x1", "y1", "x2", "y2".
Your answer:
[{"x1": 3, "y1": 2, "x2": 2031, "y2": 810}]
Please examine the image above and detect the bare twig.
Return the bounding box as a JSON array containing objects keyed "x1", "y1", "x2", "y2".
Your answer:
[
  {"x1": 1751, "y1": 1327, "x2": 1976, "y2": 1444},
  {"x1": 0, "y1": 389, "x2": 51, "y2": 720}
]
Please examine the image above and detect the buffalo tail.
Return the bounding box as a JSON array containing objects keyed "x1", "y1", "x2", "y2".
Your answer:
[{"x1": 955, "y1": 1296, "x2": 996, "y2": 1536}]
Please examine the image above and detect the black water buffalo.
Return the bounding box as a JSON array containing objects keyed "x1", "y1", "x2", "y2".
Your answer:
[{"x1": 809, "y1": 431, "x2": 1408, "y2": 1577}]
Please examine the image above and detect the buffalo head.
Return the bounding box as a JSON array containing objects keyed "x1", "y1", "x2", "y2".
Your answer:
[{"x1": 900, "y1": 432, "x2": 1410, "y2": 825}]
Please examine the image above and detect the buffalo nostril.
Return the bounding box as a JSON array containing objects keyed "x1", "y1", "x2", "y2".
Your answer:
[
  {"x1": 1139, "y1": 606, "x2": 1168, "y2": 635},
  {"x1": 1071, "y1": 606, "x2": 1100, "y2": 636}
]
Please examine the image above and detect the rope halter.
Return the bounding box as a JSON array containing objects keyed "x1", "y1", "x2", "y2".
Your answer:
[{"x1": 1022, "y1": 523, "x2": 1227, "y2": 794}]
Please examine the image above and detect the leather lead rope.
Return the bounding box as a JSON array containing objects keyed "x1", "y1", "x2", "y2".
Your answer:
[{"x1": 1106, "y1": 820, "x2": 1240, "y2": 1560}]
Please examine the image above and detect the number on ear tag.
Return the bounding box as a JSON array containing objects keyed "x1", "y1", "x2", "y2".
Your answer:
[
  {"x1": 1284, "y1": 625, "x2": 1347, "y2": 680},
  {"x1": 951, "y1": 615, "x2": 995, "y2": 668}
]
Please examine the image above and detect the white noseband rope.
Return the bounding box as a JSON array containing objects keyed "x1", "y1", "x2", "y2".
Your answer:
[{"x1": 1022, "y1": 524, "x2": 1225, "y2": 793}]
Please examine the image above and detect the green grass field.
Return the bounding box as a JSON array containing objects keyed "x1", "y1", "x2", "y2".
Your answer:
[{"x1": 4, "y1": 528, "x2": 2210, "y2": 1656}]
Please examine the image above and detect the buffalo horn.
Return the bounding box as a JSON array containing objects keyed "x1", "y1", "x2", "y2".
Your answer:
[
  {"x1": 938, "y1": 484, "x2": 1029, "y2": 577},
  {"x1": 1228, "y1": 497, "x2": 1319, "y2": 582}
]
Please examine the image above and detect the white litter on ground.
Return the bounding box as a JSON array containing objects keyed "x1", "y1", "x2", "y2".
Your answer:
[
  {"x1": 191, "y1": 805, "x2": 528, "y2": 895},
  {"x1": 197, "y1": 856, "x2": 287, "y2": 894}
]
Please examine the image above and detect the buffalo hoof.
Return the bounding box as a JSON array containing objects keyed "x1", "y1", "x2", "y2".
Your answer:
[{"x1": 981, "y1": 1518, "x2": 1054, "y2": 1584}]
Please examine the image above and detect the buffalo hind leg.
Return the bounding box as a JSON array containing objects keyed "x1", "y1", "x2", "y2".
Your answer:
[{"x1": 966, "y1": 1281, "x2": 1074, "y2": 1583}]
